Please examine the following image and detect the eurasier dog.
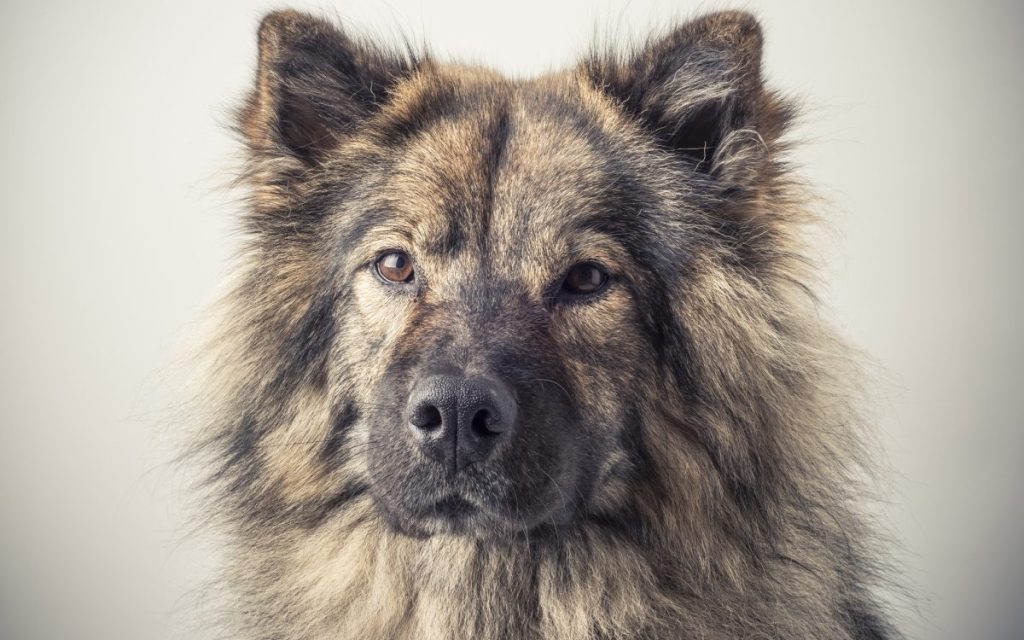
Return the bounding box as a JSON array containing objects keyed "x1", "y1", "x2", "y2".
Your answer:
[{"x1": 193, "y1": 9, "x2": 900, "y2": 639}]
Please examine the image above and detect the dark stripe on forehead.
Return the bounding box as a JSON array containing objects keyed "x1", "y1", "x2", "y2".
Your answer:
[
  {"x1": 418, "y1": 95, "x2": 512, "y2": 259},
  {"x1": 476, "y1": 99, "x2": 512, "y2": 255}
]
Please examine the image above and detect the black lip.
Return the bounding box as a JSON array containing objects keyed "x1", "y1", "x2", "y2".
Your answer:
[{"x1": 426, "y1": 495, "x2": 477, "y2": 519}]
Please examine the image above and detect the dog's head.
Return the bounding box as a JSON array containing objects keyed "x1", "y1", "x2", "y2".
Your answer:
[{"x1": 219, "y1": 10, "x2": 793, "y2": 539}]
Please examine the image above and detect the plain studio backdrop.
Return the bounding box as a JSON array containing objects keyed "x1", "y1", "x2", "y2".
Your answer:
[{"x1": 1, "y1": 1, "x2": 1021, "y2": 638}]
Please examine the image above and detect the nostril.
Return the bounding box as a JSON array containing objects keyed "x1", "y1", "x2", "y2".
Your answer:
[
  {"x1": 410, "y1": 404, "x2": 443, "y2": 431},
  {"x1": 470, "y1": 408, "x2": 501, "y2": 436}
]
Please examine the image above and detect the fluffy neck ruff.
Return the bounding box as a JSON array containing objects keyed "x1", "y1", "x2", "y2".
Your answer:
[{"x1": 223, "y1": 461, "x2": 882, "y2": 640}]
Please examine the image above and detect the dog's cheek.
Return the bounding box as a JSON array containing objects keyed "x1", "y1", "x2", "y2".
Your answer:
[
  {"x1": 555, "y1": 289, "x2": 646, "y2": 424},
  {"x1": 257, "y1": 387, "x2": 340, "y2": 506}
]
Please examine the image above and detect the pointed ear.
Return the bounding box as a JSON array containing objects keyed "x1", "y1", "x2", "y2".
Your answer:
[
  {"x1": 583, "y1": 11, "x2": 789, "y2": 178},
  {"x1": 240, "y1": 11, "x2": 415, "y2": 163}
]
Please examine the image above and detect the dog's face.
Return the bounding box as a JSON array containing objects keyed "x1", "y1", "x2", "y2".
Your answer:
[
  {"x1": 336, "y1": 75, "x2": 664, "y2": 536},
  {"x1": 230, "y1": 11, "x2": 781, "y2": 539}
]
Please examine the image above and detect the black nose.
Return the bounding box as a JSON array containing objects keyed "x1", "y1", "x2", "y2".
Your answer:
[{"x1": 406, "y1": 374, "x2": 517, "y2": 473}]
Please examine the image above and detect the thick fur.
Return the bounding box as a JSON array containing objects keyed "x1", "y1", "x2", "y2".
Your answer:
[{"x1": 192, "y1": 9, "x2": 901, "y2": 639}]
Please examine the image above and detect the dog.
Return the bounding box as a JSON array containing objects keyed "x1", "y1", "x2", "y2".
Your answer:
[{"x1": 192, "y1": 9, "x2": 900, "y2": 639}]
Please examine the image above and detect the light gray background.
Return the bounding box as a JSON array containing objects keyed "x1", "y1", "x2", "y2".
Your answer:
[{"x1": 1, "y1": 1, "x2": 1021, "y2": 638}]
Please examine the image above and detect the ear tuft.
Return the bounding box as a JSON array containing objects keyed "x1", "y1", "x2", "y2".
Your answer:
[
  {"x1": 256, "y1": 10, "x2": 323, "y2": 62},
  {"x1": 685, "y1": 10, "x2": 764, "y2": 68}
]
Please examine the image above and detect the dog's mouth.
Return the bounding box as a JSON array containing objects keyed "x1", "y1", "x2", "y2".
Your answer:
[
  {"x1": 399, "y1": 493, "x2": 492, "y2": 536},
  {"x1": 383, "y1": 479, "x2": 579, "y2": 538},
  {"x1": 419, "y1": 495, "x2": 478, "y2": 520}
]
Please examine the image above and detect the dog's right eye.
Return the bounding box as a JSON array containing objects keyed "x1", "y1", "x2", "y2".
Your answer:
[
  {"x1": 560, "y1": 262, "x2": 610, "y2": 298},
  {"x1": 375, "y1": 251, "x2": 415, "y2": 283}
]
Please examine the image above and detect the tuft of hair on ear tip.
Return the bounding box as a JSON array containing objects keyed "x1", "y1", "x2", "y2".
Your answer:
[
  {"x1": 687, "y1": 10, "x2": 763, "y2": 49},
  {"x1": 669, "y1": 10, "x2": 765, "y2": 88},
  {"x1": 256, "y1": 10, "x2": 333, "y2": 62}
]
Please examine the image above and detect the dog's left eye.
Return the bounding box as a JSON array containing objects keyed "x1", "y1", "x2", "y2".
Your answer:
[
  {"x1": 561, "y1": 262, "x2": 610, "y2": 297},
  {"x1": 376, "y1": 251, "x2": 415, "y2": 283}
]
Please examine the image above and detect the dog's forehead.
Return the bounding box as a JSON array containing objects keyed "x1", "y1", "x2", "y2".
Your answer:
[{"x1": 379, "y1": 70, "x2": 635, "y2": 280}]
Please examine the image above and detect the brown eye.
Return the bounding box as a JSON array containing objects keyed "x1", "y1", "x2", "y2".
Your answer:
[
  {"x1": 375, "y1": 251, "x2": 415, "y2": 283},
  {"x1": 561, "y1": 262, "x2": 609, "y2": 296}
]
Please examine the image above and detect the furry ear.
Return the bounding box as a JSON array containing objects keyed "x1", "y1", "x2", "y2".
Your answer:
[
  {"x1": 584, "y1": 11, "x2": 787, "y2": 176},
  {"x1": 240, "y1": 11, "x2": 415, "y2": 163}
]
